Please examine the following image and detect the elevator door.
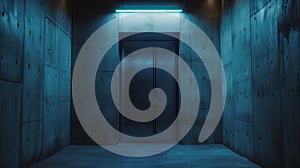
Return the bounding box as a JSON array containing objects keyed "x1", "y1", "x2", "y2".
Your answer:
[{"x1": 119, "y1": 38, "x2": 179, "y2": 142}]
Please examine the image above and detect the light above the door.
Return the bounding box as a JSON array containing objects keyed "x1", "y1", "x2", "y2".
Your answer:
[{"x1": 115, "y1": 9, "x2": 182, "y2": 13}]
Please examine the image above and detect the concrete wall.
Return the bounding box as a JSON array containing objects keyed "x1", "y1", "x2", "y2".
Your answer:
[
  {"x1": 71, "y1": 0, "x2": 222, "y2": 145},
  {"x1": 221, "y1": 0, "x2": 300, "y2": 167},
  {"x1": 71, "y1": 8, "x2": 118, "y2": 145},
  {"x1": 179, "y1": 0, "x2": 222, "y2": 145},
  {"x1": 0, "y1": 0, "x2": 72, "y2": 167},
  {"x1": 1, "y1": 0, "x2": 298, "y2": 167}
]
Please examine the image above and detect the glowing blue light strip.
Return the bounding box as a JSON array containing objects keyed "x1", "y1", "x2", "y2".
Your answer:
[{"x1": 115, "y1": 9, "x2": 182, "y2": 13}]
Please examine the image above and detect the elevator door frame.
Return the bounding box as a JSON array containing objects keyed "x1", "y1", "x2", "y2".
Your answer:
[{"x1": 118, "y1": 33, "x2": 180, "y2": 143}]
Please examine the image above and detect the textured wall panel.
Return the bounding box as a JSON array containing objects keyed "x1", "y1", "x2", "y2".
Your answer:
[
  {"x1": 43, "y1": 65, "x2": 58, "y2": 156},
  {"x1": 278, "y1": 0, "x2": 300, "y2": 167},
  {"x1": 24, "y1": 0, "x2": 44, "y2": 53},
  {"x1": 58, "y1": 32, "x2": 71, "y2": 71},
  {"x1": 221, "y1": 0, "x2": 300, "y2": 167},
  {"x1": 221, "y1": 0, "x2": 234, "y2": 149},
  {"x1": 0, "y1": 0, "x2": 71, "y2": 166},
  {"x1": 234, "y1": 120, "x2": 254, "y2": 160},
  {"x1": 21, "y1": 1, "x2": 45, "y2": 165},
  {"x1": 233, "y1": 79, "x2": 253, "y2": 122},
  {"x1": 220, "y1": 6, "x2": 232, "y2": 66},
  {"x1": 251, "y1": 0, "x2": 279, "y2": 77},
  {"x1": 251, "y1": 3, "x2": 282, "y2": 167},
  {"x1": 281, "y1": 72, "x2": 300, "y2": 167},
  {"x1": 0, "y1": 0, "x2": 24, "y2": 83},
  {"x1": 46, "y1": 0, "x2": 71, "y2": 34},
  {"x1": 23, "y1": 0, "x2": 45, "y2": 121},
  {"x1": 58, "y1": 69, "x2": 70, "y2": 101},
  {"x1": 226, "y1": 1, "x2": 254, "y2": 159},
  {"x1": 253, "y1": 72, "x2": 283, "y2": 168},
  {"x1": 43, "y1": 101, "x2": 59, "y2": 157},
  {"x1": 222, "y1": 63, "x2": 234, "y2": 149},
  {"x1": 232, "y1": 5, "x2": 254, "y2": 153},
  {"x1": 281, "y1": 33, "x2": 300, "y2": 168},
  {"x1": 250, "y1": 0, "x2": 271, "y2": 16},
  {"x1": 58, "y1": 101, "x2": 70, "y2": 146},
  {"x1": 43, "y1": 22, "x2": 70, "y2": 155},
  {"x1": 57, "y1": 27, "x2": 71, "y2": 102},
  {"x1": 43, "y1": 64, "x2": 57, "y2": 98},
  {"x1": 21, "y1": 121, "x2": 43, "y2": 167},
  {"x1": 44, "y1": 18, "x2": 58, "y2": 67},
  {"x1": 22, "y1": 65, "x2": 43, "y2": 122},
  {"x1": 0, "y1": 81, "x2": 22, "y2": 168},
  {"x1": 232, "y1": 0, "x2": 251, "y2": 82}
]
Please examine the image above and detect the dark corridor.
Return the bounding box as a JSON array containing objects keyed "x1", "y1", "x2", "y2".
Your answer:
[{"x1": 0, "y1": 0, "x2": 299, "y2": 168}]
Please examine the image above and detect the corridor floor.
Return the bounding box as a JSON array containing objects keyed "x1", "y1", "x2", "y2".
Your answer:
[{"x1": 31, "y1": 144, "x2": 260, "y2": 168}]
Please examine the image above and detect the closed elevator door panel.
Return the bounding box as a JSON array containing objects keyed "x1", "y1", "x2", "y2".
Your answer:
[{"x1": 119, "y1": 38, "x2": 179, "y2": 142}]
